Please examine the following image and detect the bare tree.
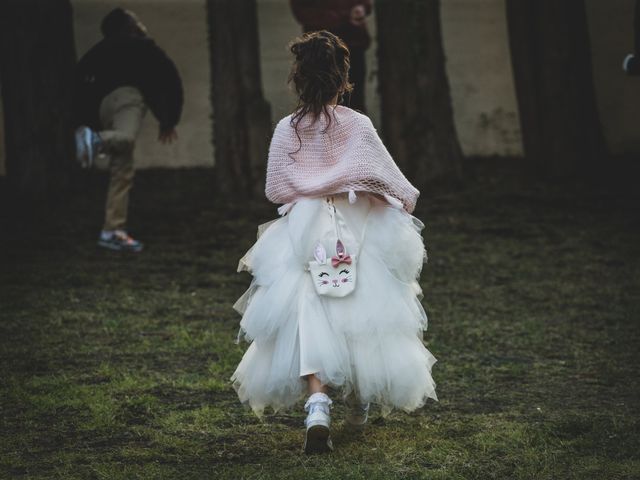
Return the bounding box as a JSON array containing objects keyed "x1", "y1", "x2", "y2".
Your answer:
[
  {"x1": 0, "y1": 0, "x2": 76, "y2": 203},
  {"x1": 375, "y1": 0, "x2": 463, "y2": 187},
  {"x1": 207, "y1": 0, "x2": 272, "y2": 198},
  {"x1": 506, "y1": 0, "x2": 607, "y2": 178}
]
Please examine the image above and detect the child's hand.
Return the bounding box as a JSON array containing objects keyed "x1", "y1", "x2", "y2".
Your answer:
[{"x1": 158, "y1": 128, "x2": 178, "y2": 145}]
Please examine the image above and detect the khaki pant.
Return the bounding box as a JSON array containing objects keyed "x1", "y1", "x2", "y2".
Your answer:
[{"x1": 98, "y1": 86, "x2": 147, "y2": 231}]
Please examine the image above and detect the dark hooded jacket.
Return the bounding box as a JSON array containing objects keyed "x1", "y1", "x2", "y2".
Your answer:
[{"x1": 75, "y1": 35, "x2": 183, "y2": 131}]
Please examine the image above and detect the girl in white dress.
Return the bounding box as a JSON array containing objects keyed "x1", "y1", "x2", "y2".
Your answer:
[{"x1": 231, "y1": 30, "x2": 437, "y2": 454}]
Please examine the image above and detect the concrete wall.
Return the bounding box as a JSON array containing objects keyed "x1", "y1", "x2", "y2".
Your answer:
[
  {"x1": 441, "y1": 0, "x2": 522, "y2": 156},
  {"x1": 1, "y1": 0, "x2": 639, "y2": 176}
]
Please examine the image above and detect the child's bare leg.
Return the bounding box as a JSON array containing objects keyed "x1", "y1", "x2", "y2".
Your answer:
[{"x1": 305, "y1": 374, "x2": 328, "y2": 395}]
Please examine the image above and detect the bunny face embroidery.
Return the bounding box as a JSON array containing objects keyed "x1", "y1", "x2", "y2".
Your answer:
[{"x1": 308, "y1": 240, "x2": 357, "y2": 298}]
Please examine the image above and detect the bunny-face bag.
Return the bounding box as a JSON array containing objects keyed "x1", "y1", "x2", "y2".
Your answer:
[
  {"x1": 307, "y1": 198, "x2": 360, "y2": 298},
  {"x1": 309, "y1": 239, "x2": 357, "y2": 297}
]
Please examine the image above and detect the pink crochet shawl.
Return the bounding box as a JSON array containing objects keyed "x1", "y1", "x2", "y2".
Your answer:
[{"x1": 265, "y1": 106, "x2": 419, "y2": 213}]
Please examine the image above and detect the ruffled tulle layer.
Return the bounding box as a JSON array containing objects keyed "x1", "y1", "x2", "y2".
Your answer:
[{"x1": 231, "y1": 194, "x2": 437, "y2": 416}]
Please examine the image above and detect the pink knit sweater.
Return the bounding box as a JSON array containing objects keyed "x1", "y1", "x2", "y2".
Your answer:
[{"x1": 265, "y1": 106, "x2": 420, "y2": 213}]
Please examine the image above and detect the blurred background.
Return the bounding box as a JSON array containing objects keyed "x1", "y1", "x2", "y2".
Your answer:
[{"x1": 1, "y1": 0, "x2": 639, "y2": 178}]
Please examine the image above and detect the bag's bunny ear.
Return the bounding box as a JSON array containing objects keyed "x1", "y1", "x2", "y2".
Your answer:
[
  {"x1": 336, "y1": 239, "x2": 346, "y2": 257},
  {"x1": 314, "y1": 242, "x2": 327, "y2": 264}
]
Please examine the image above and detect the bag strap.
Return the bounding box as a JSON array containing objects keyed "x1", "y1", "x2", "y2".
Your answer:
[
  {"x1": 327, "y1": 198, "x2": 340, "y2": 240},
  {"x1": 326, "y1": 196, "x2": 367, "y2": 245}
]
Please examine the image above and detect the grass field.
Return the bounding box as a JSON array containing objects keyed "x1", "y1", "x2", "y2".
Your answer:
[{"x1": 1, "y1": 167, "x2": 639, "y2": 479}]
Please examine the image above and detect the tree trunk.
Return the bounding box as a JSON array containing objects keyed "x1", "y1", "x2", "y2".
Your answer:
[
  {"x1": 0, "y1": 0, "x2": 76, "y2": 204},
  {"x1": 207, "y1": 0, "x2": 272, "y2": 198},
  {"x1": 375, "y1": 0, "x2": 463, "y2": 188},
  {"x1": 506, "y1": 0, "x2": 607, "y2": 178}
]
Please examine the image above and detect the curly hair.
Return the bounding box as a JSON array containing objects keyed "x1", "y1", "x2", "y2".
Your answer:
[{"x1": 287, "y1": 30, "x2": 353, "y2": 156}]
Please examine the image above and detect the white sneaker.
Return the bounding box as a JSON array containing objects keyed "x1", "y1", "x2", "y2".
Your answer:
[
  {"x1": 98, "y1": 230, "x2": 144, "y2": 253},
  {"x1": 303, "y1": 392, "x2": 333, "y2": 454},
  {"x1": 345, "y1": 401, "x2": 370, "y2": 426},
  {"x1": 74, "y1": 126, "x2": 102, "y2": 168}
]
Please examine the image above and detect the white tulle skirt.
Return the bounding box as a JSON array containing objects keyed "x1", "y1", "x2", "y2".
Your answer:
[{"x1": 231, "y1": 194, "x2": 437, "y2": 416}]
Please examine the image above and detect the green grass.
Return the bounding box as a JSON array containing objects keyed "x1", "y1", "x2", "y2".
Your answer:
[{"x1": 1, "y1": 167, "x2": 639, "y2": 479}]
